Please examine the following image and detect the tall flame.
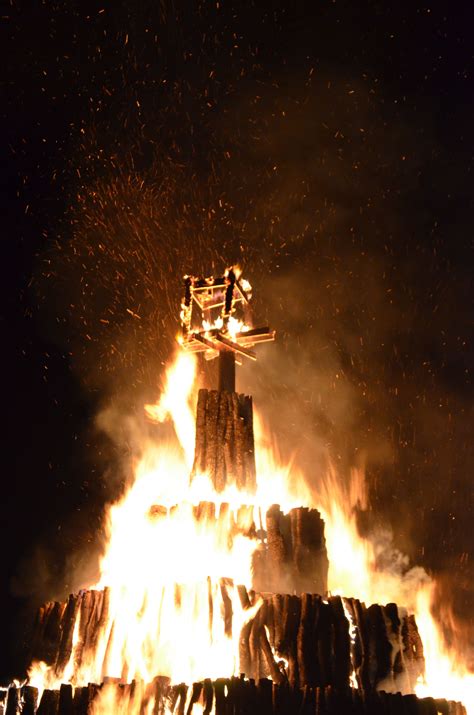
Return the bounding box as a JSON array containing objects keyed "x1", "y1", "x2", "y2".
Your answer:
[{"x1": 28, "y1": 349, "x2": 474, "y2": 714}]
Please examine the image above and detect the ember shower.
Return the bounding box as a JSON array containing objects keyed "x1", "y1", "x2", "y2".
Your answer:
[{"x1": 2, "y1": 0, "x2": 473, "y2": 713}]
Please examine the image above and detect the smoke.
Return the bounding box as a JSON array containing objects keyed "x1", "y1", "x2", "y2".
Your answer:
[{"x1": 8, "y1": 0, "x2": 472, "y2": 662}]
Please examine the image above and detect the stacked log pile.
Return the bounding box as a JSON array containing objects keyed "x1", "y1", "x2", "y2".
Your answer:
[
  {"x1": 254, "y1": 505, "x2": 328, "y2": 595},
  {"x1": 192, "y1": 389, "x2": 256, "y2": 492},
  {"x1": 13, "y1": 387, "x2": 465, "y2": 714},
  {"x1": 26, "y1": 584, "x2": 423, "y2": 696},
  {"x1": 27, "y1": 589, "x2": 110, "y2": 682},
  {"x1": 234, "y1": 589, "x2": 424, "y2": 694},
  {"x1": 1, "y1": 678, "x2": 466, "y2": 715}
]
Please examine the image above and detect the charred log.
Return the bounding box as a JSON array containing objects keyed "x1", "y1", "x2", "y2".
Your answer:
[
  {"x1": 192, "y1": 389, "x2": 256, "y2": 493},
  {"x1": 27, "y1": 679, "x2": 466, "y2": 715}
]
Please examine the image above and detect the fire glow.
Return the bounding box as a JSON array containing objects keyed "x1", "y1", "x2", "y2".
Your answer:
[{"x1": 27, "y1": 345, "x2": 473, "y2": 713}]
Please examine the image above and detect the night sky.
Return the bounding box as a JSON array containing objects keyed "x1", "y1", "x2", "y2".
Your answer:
[{"x1": 1, "y1": 0, "x2": 473, "y2": 681}]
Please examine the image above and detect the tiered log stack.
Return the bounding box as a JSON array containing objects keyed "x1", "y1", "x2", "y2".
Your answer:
[{"x1": 11, "y1": 388, "x2": 466, "y2": 714}]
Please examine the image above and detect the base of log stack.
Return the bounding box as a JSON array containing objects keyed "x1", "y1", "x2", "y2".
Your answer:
[{"x1": 2, "y1": 679, "x2": 466, "y2": 715}]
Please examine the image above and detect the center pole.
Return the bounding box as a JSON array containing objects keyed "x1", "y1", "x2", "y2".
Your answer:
[{"x1": 218, "y1": 349, "x2": 236, "y2": 392}]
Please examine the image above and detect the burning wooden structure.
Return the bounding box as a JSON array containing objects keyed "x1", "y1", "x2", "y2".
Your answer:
[{"x1": 6, "y1": 268, "x2": 468, "y2": 714}]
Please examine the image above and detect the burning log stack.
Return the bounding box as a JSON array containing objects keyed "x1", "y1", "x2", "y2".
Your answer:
[{"x1": 8, "y1": 269, "x2": 468, "y2": 714}]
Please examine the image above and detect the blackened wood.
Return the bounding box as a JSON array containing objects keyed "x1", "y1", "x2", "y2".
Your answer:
[
  {"x1": 316, "y1": 601, "x2": 333, "y2": 688},
  {"x1": 366, "y1": 604, "x2": 392, "y2": 689},
  {"x1": 202, "y1": 679, "x2": 213, "y2": 715},
  {"x1": 218, "y1": 351, "x2": 236, "y2": 392},
  {"x1": 300, "y1": 685, "x2": 316, "y2": 715},
  {"x1": 214, "y1": 678, "x2": 227, "y2": 715},
  {"x1": 286, "y1": 595, "x2": 301, "y2": 688},
  {"x1": 297, "y1": 593, "x2": 315, "y2": 687},
  {"x1": 256, "y1": 678, "x2": 273, "y2": 715},
  {"x1": 58, "y1": 684, "x2": 73, "y2": 715},
  {"x1": 272, "y1": 680, "x2": 290, "y2": 715},
  {"x1": 37, "y1": 689, "x2": 59, "y2": 715},
  {"x1": 5, "y1": 687, "x2": 19, "y2": 715},
  {"x1": 329, "y1": 596, "x2": 351, "y2": 689},
  {"x1": 21, "y1": 686, "x2": 38, "y2": 715}
]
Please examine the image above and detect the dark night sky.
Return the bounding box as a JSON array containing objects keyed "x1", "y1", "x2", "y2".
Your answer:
[{"x1": 1, "y1": 0, "x2": 473, "y2": 681}]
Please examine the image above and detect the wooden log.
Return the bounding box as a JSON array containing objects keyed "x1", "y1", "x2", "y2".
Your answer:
[
  {"x1": 401, "y1": 613, "x2": 425, "y2": 691},
  {"x1": 248, "y1": 602, "x2": 264, "y2": 681},
  {"x1": 193, "y1": 389, "x2": 207, "y2": 475},
  {"x1": 58, "y1": 684, "x2": 73, "y2": 715},
  {"x1": 329, "y1": 596, "x2": 351, "y2": 690},
  {"x1": 315, "y1": 601, "x2": 333, "y2": 687},
  {"x1": 202, "y1": 678, "x2": 213, "y2": 715},
  {"x1": 259, "y1": 601, "x2": 285, "y2": 684},
  {"x1": 21, "y1": 686, "x2": 39, "y2": 715},
  {"x1": 55, "y1": 594, "x2": 81, "y2": 676},
  {"x1": 272, "y1": 680, "x2": 291, "y2": 715},
  {"x1": 256, "y1": 678, "x2": 273, "y2": 715},
  {"x1": 219, "y1": 578, "x2": 233, "y2": 638},
  {"x1": 365, "y1": 604, "x2": 392, "y2": 690},
  {"x1": 296, "y1": 593, "x2": 316, "y2": 687},
  {"x1": 214, "y1": 678, "x2": 227, "y2": 715},
  {"x1": 151, "y1": 675, "x2": 171, "y2": 715},
  {"x1": 231, "y1": 393, "x2": 246, "y2": 491},
  {"x1": 37, "y1": 688, "x2": 59, "y2": 715},
  {"x1": 5, "y1": 687, "x2": 19, "y2": 715},
  {"x1": 192, "y1": 390, "x2": 256, "y2": 493},
  {"x1": 186, "y1": 683, "x2": 203, "y2": 715},
  {"x1": 290, "y1": 508, "x2": 328, "y2": 595},
  {"x1": 215, "y1": 394, "x2": 229, "y2": 491},
  {"x1": 286, "y1": 595, "x2": 301, "y2": 688},
  {"x1": 265, "y1": 506, "x2": 288, "y2": 593}
]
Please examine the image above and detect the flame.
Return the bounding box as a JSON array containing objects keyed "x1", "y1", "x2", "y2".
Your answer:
[
  {"x1": 415, "y1": 585, "x2": 474, "y2": 712},
  {"x1": 314, "y1": 466, "x2": 474, "y2": 711},
  {"x1": 27, "y1": 349, "x2": 474, "y2": 714},
  {"x1": 201, "y1": 315, "x2": 250, "y2": 341},
  {"x1": 144, "y1": 351, "x2": 197, "y2": 469}
]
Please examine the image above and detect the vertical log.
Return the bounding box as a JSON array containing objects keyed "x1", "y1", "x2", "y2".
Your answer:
[
  {"x1": 365, "y1": 604, "x2": 392, "y2": 690},
  {"x1": 315, "y1": 601, "x2": 333, "y2": 688},
  {"x1": 55, "y1": 594, "x2": 81, "y2": 676},
  {"x1": 193, "y1": 389, "x2": 207, "y2": 475},
  {"x1": 186, "y1": 683, "x2": 203, "y2": 715},
  {"x1": 256, "y1": 679, "x2": 272, "y2": 715},
  {"x1": 329, "y1": 596, "x2": 351, "y2": 689},
  {"x1": 58, "y1": 684, "x2": 73, "y2": 715},
  {"x1": 266, "y1": 506, "x2": 287, "y2": 593},
  {"x1": 202, "y1": 679, "x2": 213, "y2": 715},
  {"x1": 37, "y1": 689, "x2": 59, "y2": 715},
  {"x1": 286, "y1": 595, "x2": 301, "y2": 689},
  {"x1": 297, "y1": 593, "x2": 316, "y2": 687},
  {"x1": 21, "y1": 686, "x2": 39, "y2": 715},
  {"x1": 5, "y1": 687, "x2": 19, "y2": 715}
]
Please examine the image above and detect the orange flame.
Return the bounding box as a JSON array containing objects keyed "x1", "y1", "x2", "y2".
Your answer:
[{"x1": 28, "y1": 350, "x2": 474, "y2": 714}]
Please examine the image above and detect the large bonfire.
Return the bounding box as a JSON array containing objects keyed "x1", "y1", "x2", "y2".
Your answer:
[{"x1": 20, "y1": 269, "x2": 474, "y2": 714}]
